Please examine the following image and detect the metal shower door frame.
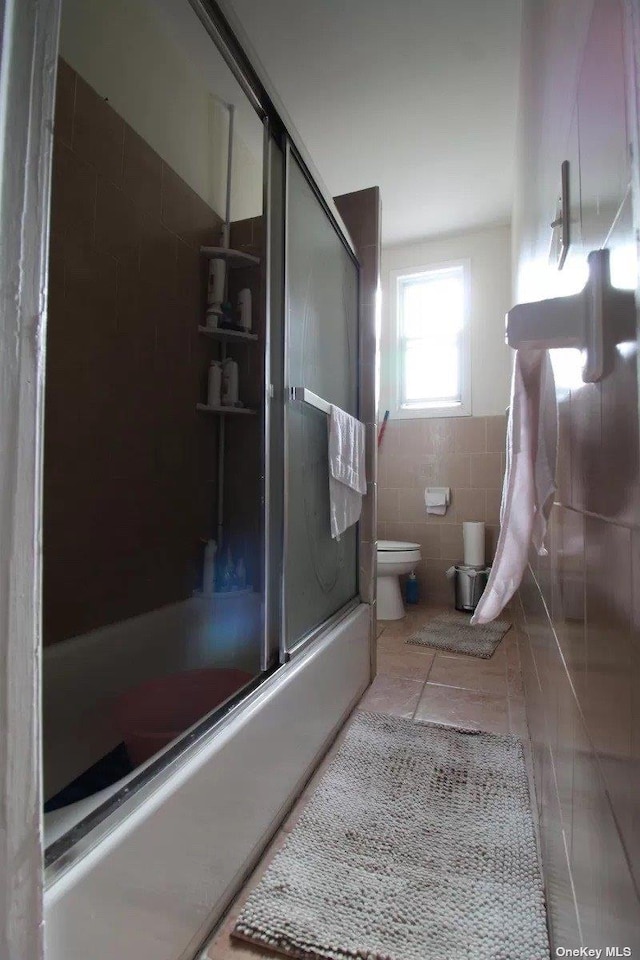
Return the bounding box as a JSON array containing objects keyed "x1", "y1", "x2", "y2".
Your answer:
[{"x1": 280, "y1": 139, "x2": 361, "y2": 665}]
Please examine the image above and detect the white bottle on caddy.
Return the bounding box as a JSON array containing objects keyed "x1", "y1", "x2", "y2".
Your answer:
[
  {"x1": 207, "y1": 360, "x2": 222, "y2": 408},
  {"x1": 205, "y1": 259, "x2": 226, "y2": 328},
  {"x1": 222, "y1": 358, "x2": 239, "y2": 406},
  {"x1": 202, "y1": 539, "x2": 217, "y2": 596},
  {"x1": 237, "y1": 288, "x2": 252, "y2": 333}
]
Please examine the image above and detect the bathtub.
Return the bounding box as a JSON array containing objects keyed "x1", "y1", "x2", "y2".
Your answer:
[
  {"x1": 44, "y1": 602, "x2": 371, "y2": 960},
  {"x1": 43, "y1": 591, "x2": 262, "y2": 837}
]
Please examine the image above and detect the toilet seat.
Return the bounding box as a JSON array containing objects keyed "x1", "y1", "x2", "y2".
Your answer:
[
  {"x1": 377, "y1": 540, "x2": 421, "y2": 564},
  {"x1": 378, "y1": 539, "x2": 420, "y2": 551}
]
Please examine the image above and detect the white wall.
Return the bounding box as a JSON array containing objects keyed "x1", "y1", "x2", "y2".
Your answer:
[
  {"x1": 380, "y1": 223, "x2": 513, "y2": 418},
  {"x1": 60, "y1": 0, "x2": 263, "y2": 221}
]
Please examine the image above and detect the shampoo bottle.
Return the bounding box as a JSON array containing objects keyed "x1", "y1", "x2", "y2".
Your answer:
[
  {"x1": 222, "y1": 358, "x2": 239, "y2": 406},
  {"x1": 237, "y1": 288, "x2": 252, "y2": 333},
  {"x1": 207, "y1": 360, "x2": 222, "y2": 408},
  {"x1": 203, "y1": 539, "x2": 217, "y2": 596},
  {"x1": 205, "y1": 260, "x2": 225, "y2": 328},
  {"x1": 207, "y1": 259, "x2": 225, "y2": 310},
  {"x1": 220, "y1": 548, "x2": 234, "y2": 592},
  {"x1": 235, "y1": 557, "x2": 246, "y2": 590}
]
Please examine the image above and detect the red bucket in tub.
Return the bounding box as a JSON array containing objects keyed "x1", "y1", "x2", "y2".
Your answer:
[{"x1": 114, "y1": 667, "x2": 253, "y2": 767}]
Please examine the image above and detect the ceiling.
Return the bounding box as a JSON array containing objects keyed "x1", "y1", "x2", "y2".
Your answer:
[{"x1": 226, "y1": 0, "x2": 523, "y2": 245}]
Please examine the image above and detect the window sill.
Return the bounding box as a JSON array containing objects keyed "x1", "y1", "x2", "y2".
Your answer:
[{"x1": 387, "y1": 403, "x2": 471, "y2": 420}]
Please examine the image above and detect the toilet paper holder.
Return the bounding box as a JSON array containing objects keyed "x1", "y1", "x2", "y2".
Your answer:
[
  {"x1": 506, "y1": 248, "x2": 635, "y2": 383},
  {"x1": 425, "y1": 487, "x2": 451, "y2": 515}
]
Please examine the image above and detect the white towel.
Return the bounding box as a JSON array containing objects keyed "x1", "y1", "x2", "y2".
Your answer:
[
  {"x1": 328, "y1": 404, "x2": 366, "y2": 540},
  {"x1": 471, "y1": 349, "x2": 557, "y2": 624}
]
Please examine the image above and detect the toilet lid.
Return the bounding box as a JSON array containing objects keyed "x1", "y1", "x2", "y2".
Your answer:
[{"x1": 378, "y1": 539, "x2": 420, "y2": 551}]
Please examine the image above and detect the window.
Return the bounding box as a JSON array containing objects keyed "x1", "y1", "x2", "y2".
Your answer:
[{"x1": 390, "y1": 262, "x2": 470, "y2": 418}]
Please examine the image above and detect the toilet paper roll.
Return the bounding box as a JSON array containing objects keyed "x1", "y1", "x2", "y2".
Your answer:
[
  {"x1": 425, "y1": 486, "x2": 450, "y2": 516},
  {"x1": 463, "y1": 521, "x2": 485, "y2": 567}
]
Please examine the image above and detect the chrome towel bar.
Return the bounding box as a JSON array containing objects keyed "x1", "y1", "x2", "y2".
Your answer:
[{"x1": 289, "y1": 387, "x2": 332, "y2": 415}]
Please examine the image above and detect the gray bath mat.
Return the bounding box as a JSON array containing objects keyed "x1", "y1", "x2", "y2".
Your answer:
[
  {"x1": 406, "y1": 611, "x2": 511, "y2": 658},
  {"x1": 232, "y1": 711, "x2": 549, "y2": 960}
]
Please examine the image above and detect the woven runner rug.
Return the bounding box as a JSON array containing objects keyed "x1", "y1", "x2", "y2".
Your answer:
[{"x1": 232, "y1": 711, "x2": 549, "y2": 960}]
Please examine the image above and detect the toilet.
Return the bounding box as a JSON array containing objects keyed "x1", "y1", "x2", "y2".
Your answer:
[{"x1": 376, "y1": 540, "x2": 421, "y2": 620}]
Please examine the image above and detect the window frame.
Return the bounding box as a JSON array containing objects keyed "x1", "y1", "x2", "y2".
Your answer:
[{"x1": 388, "y1": 259, "x2": 472, "y2": 420}]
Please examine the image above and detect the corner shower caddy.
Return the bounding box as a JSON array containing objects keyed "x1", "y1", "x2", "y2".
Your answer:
[
  {"x1": 196, "y1": 245, "x2": 261, "y2": 417},
  {"x1": 198, "y1": 325, "x2": 257, "y2": 343},
  {"x1": 194, "y1": 104, "x2": 261, "y2": 555}
]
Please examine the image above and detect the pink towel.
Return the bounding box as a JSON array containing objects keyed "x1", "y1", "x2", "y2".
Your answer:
[{"x1": 471, "y1": 350, "x2": 557, "y2": 624}]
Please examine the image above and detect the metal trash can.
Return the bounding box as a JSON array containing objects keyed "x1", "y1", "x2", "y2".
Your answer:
[{"x1": 451, "y1": 564, "x2": 491, "y2": 613}]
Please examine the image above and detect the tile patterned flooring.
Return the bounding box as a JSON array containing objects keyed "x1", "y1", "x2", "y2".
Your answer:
[{"x1": 201, "y1": 602, "x2": 530, "y2": 960}]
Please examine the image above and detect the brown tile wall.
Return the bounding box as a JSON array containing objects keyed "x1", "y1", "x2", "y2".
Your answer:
[
  {"x1": 377, "y1": 415, "x2": 506, "y2": 603},
  {"x1": 44, "y1": 59, "x2": 234, "y2": 644},
  {"x1": 334, "y1": 187, "x2": 381, "y2": 653},
  {"x1": 515, "y1": 0, "x2": 640, "y2": 949}
]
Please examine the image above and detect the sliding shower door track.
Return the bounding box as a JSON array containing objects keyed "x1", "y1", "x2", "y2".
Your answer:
[{"x1": 283, "y1": 598, "x2": 361, "y2": 663}]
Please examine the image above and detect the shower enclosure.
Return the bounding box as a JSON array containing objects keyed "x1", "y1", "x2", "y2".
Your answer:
[{"x1": 34, "y1": 1, "x2": 376, "y2": 957}]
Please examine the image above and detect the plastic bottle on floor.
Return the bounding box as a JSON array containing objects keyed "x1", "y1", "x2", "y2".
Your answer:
[{"x1": 405, "y1": 572, "x2": 419, "y2": 604}]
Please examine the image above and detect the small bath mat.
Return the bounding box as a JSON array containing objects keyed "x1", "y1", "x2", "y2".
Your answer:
[
  {"x1": 406, "y1": 611, "x2": 511, "y2": 658},
  {"x1": 232, "y1": 711, "x2": 549, "y2": 960}
]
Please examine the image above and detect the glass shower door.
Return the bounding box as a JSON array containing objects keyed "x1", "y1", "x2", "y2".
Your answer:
[{"x1": 284, "y1": 150, "x2": 359, "y2": 655}]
